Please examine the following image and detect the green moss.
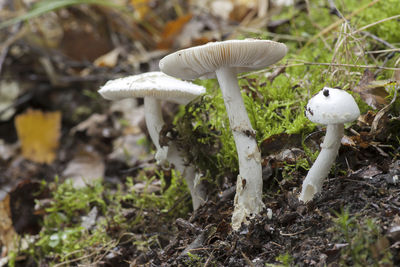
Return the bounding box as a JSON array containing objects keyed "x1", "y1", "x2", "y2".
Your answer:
[
  {"x1": 168, "y1": 0, "x2": 400, "y2": 189},
  {"x1": 338, "y1": 0, "x2": 400, "y2": 44},
  {"x1": 331, "y1": 208, "x2": 393, "y2": 266},
  {"x1": 11, "y1": 171, "x2": 189, "y2": 265}
]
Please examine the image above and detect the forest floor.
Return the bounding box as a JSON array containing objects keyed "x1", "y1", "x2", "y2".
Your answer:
[{"x1": 0, "y1": 0, "x2": 400, "y2": 266}]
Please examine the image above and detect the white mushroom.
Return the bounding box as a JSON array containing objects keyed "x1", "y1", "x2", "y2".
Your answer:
[
  {"x1": 299, "y1": 87, "x2": 360, "y2": 202},
  {"x1": 159, "y1": 39, "x2": 287, "y2": 230},
  {"x1": 99, "y1": 71, "x2": 207, "y2": 210}
]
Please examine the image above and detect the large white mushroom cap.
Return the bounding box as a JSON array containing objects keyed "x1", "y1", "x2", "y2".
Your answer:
[
  {"x1": 159, "y1": 39, "x2": 288, "y2": 80},
  {"x1": 305, "y1": 87, "x2": 360, "y2": 125},
  {"x1": 98, "y1": 71, "x2": 206, "y2": 104}
]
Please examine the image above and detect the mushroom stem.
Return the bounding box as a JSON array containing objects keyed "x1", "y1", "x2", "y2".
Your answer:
[
  {"x1": 144, "y1": 97, "x2": 168, "y2": 164},
  {"x1": 215, "y1": 66, "x2": 264, "y2": 230},
  {"x1": 299, "y1": 124, "x2": 344, "y2": 202},
  {"x1": 167, "y1": 143, "x2": 207, "y2": 210},
  {"x1": 144, "y1": 97, "x2": 206, "y2": 210}
]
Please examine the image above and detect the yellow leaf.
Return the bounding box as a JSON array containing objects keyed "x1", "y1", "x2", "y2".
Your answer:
[
  {"x1": 15, "y1": 109, "x2": 61, "y2": 164},
  {"x1": 130, "y1": 0, "x2": 150, "y2": 20}
]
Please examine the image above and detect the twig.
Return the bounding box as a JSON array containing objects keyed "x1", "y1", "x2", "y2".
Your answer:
[
  {"x1": 203, "y1": 251, "x2": 214, "y2": 267},
  {"x1": 270, "y1": 241, "x2": 284, "y2": 248},
  {"x1": 343, "y1": 179, "x2": 378, "y2": 189},
  {"x1": 242, "y1": 61, "x2": 400, "y2": 78},
  {"x1": 302, "y1": 0, "x2": 381, "y2": 49},
  {"x1": 366, "y1": 48, "x2": 400, "y2": 54},
  {"x1": 291, "y1": 61, "x2": 400, "y2": 70},
  {"x1": 279, "y1": 226, "x2": 312, "y2": 236},
  {"x1": 327, "y1": 0, "x2": 345, "y2": 19},
  {"x1": 361, "y1": 31, "x2": 397, "y2": 49},
  {"x1": 352, "y1": 14, "x2": 400, "y2": 35},
  {"x1": 236, "y1": 27, "x2": 308, "y2": 42},
  {"x1": 241, "y1": 252, "x2": 255, "y2": 267}
]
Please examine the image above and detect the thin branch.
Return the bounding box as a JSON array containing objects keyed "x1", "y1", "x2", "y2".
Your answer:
[
  {"x1": 366, "y1": 48, "x2": 400, "y2": 54},
  {"x1": 361, "y1": 31, "x2": 397, "y2": 49},
  {"x1": 302, "y1": 0, "x2": 381, "y2": 49},
  {"x1": 352, "y1": 14, "x2": 400, "y2": 35},
  {"x1": 241, "y1": 61, "x2": 400, "y2": 78}
]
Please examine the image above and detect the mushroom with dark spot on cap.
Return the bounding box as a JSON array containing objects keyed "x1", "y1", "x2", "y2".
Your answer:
[
  {"x1": 299, "y1": 87, "x2": 360, "y2": 203},
  {"x1": 159, "y1": 39, "x2": 288, "y2": 230},
  {"x1": 98, "y1": 71, "x2": 207, "y2": 210}
]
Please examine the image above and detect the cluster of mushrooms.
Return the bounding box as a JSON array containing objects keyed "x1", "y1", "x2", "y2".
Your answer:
[{"x1": 99, "y1": 39, "x2": 360, "y2": 230}]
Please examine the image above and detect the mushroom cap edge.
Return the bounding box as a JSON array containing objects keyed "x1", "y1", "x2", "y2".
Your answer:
[
  {"x1": 98, "y1": 71, "x2": 206, "y2": 104},
  {"x1": 159, "y1": 39, "x2": 288, "y2": 80}
]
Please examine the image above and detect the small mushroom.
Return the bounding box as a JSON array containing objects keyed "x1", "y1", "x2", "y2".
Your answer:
[
  {"x1": 99, "y1": 71, "x2": 207, "y2": 209},
  {"x1": 299, "y1": 87, "x2": 360, "y2": 202},
  {"x1": 159, "y1": 39, "x2": 287, "y2": 229}
]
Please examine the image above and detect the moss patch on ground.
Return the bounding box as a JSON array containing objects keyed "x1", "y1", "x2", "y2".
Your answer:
[{"x1": 7, "y1": 0, "x2": 400, "y2": 266}]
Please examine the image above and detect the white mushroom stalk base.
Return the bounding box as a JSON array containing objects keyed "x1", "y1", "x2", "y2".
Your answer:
[
  {"x1": 144, "y1": 97, "x2": 206, "y2": 210},
  {"x1": 215, "y1": 67, "x2": 264, "y2": 230},
  {"x1": 167, "y1": 143, "x2": 207, "y2": 210},
  {"x1": 299, "y1": 124, "x2": 344, "y2": 202}
]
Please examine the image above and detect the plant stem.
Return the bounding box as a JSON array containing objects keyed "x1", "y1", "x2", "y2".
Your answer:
[{"x1": 144, "y1": 97, "x2": 206, "y2": 210}]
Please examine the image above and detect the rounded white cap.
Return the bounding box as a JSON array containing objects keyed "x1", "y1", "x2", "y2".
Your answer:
[
  {"x1": 98, "y1": 72, "x2": 206, "y2": 104},
  {"x1": 305, "y1": 87, "x2": 360, "y2": 124},
  {"x1": 159, "y1": 39, "x2": 288, "y2": 80}
]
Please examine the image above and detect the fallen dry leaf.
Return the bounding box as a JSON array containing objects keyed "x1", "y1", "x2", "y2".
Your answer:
[
  {"x1": 133, "y1": 179, "x2": 161, "y2": 194},
  {"x1": 70, "y1": 113, "x2": 116, "y2": 138},
  {"x1": 370, "y1": 86, "x2": 397, "y2": 137},
  {"x1": 110, "y1": 98, "x2": 143, "y2": 128},
  {"x1": 394, "y1": 69, "x2": 400, "y2": 82},
  {"x1": 352, "y1": 69, "x2": 392, "y2": 109},
  {"x1": 157, "y1": 14, "x2": 193, "y2": 50},
  {"x1": 108, "y1": 134, "x2": 148, "y2": 167},
  {"x1": 0, "y1": 140, "x2": 18, "y2": 161},
  {"x1": 9, "y1": 179, "x2": 45, "y2": 235},
  {"x1": 354, "y1": 164, "x2": 382, "y2": 179},
  {"x1": 176, "y1": 19, "x2": 209, "y2": 48},
  {"x1": 388, "y1": 215, "x2": 400, "y2": 241},
  {"x1": 210, "y1": 0, "x2": 234, "y2": 20},
  {"x1": 0, "y1": 80, "x2": 20, "y2": 121},
  {"x1": 62, "y1": 146, "x2": 105, "y2": 188},
  {"x1": 0, "y1": 194, "x2": 18, "y2": 254},
  {"x1": 15, "y1": 109, "x2": 61, "y2": 164},
  {"x1": 130, "y1": 0, "x2": 150, "y2": 20},
  {"x1": 59, "y1": 9, "x2": 113, "y2": 61},
  {"x1": 260, "y1": 133, "x2": 302, "y2": 156},
  {"x1": 357, "y1": 110, "x2": 376, "y2": 127},
  {"x1": 93, "y1": 48, "x2": 121, "y2": 68}
]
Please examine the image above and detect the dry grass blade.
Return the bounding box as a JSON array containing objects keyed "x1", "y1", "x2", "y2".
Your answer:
[
  {"x1": 302, "y1": 0, "x2": 381, "y2": 49},
  {"x1": 241, "y1": 61, "x2": 400, "y2": 78},
  {"x1": 366, "y1": 48, "x2": 400, "y2": 54},
  {"x1": 352, "y1": 14, "x2": 400, "y2": 35}
]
